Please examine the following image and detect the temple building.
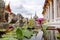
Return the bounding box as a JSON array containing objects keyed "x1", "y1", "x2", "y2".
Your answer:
[
  {"x1": 42, "y1": 0, "x2": 60, "y2": 40},
  {"x1": 42, "y1": 0, "x2": 60, "y2": 27}
]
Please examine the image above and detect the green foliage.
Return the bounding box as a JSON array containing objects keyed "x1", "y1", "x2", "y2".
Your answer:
[
  {"x1": 16, "y1": 28, "x2": 24, "y2": 39},
  {"x1": 22, "y1": 25, "x2": 28, "y2": 29},
  {"x1": 1, "y1": 25, "x2": 33, "y2": 40},
  {"x1": 42, "y1": 20, "x2": 47, "y2": 23},
  {"x1": 42, "y1": 24, "x2": 48, "y2": 35},
  {"x1": 1, "y1": 31, "x2": 18, "y2": 40},
  {"x1": 56, "y1": 33, "x2": 60, "y2": 38},
  {"x1": 42, "y1": 24, "x2": 48, "y2": 30},
  {"x1": 22, "y1": 29, "x2": 33, "y2": 38},
  {"x1": 0, "y1": 18, "x2": 38, "y2": 40},
  {"x1": 28, "y1": 19, "x2": 34, "y2": 26},
  {"x1": 0, "y1": 38, "x2": 18, "y2": 40},
  {"x1": 16, "y1": 27, "x2": 33, "y2": 39}
]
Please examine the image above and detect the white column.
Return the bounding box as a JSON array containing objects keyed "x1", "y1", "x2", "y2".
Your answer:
[
  {"x1": 45, "y1": 9, "x2": 47, "y2": 19},
  {"x1": 58, "y1": 2, "x2": 60, "y2": 17},
  {"x1": 44, "y1": 10, "x2": 47, "y2": 19},
  {"x1": 50, "y1": 2, "x2": 52, "y2": 22},
  {"x1": 53, "y1": 0, "x2": 58, "y2": 40},
  {"x1": 46, "y1": 8, "x2": 49, "y2": 21},
  {"x1": 46, "y1": 9, "x2": 48, "y2": 19},
  {"x1": 58, "y1": 0, "x2": 60, "y2": 17},
  {"x1": 53, "y1": 0, "x2": 57, "y2": 22},
  {"x1": 47, "y1": 6, "x2": 50, "y2": 22}
]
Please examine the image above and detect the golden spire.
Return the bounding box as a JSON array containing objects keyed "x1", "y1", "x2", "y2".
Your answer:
[{"x1": 34, "y1": 11, "x2": 38, "y2": 19}]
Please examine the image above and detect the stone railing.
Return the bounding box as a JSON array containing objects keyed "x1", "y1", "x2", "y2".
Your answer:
[
  {"x1": 46, "y1": 26, "x2": 58, "y2": 40},
  {"x1": 56, "y1": 17, "x2": 60, "y2": 22}
]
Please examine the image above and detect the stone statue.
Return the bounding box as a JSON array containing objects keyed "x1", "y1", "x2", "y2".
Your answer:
[
  {"x1": 0, "y1": 0, "x2": 5, "y2": 22},
  {"x1": 0, "y1": 0, "x2": 9, "y2": 29}
]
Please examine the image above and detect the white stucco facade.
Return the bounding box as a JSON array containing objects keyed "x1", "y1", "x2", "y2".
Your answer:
[{"x1": 43, "y1": 0, "x2": 60, "y2": 28}]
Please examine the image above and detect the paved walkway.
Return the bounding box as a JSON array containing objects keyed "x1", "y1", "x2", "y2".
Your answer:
[{"x1": 23, "y1": 30, "x2": 43, "y2": 40}]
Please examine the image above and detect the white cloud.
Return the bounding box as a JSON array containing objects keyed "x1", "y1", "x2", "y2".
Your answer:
[{"x1": 4, "y1": 0, "x2": 45, "y2": 18}]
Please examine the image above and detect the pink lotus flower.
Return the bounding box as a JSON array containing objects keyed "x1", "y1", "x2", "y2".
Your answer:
[{"x1": 35, "y1": 18, "x2": 45, "y2": 23}]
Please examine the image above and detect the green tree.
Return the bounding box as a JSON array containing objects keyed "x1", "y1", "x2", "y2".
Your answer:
[{"x1": 28, "y1": 19, "x2": 34, "y2": 27}]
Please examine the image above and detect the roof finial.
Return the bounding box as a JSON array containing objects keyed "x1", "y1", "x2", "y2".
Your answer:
[{"x1": 5, "y1": 2, "x2": 11, "y2": 12}]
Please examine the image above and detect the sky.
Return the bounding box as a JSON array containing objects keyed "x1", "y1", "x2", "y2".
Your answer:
[{"x1": 4, "y1": 0, "x2": 45, "y2": 18}]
